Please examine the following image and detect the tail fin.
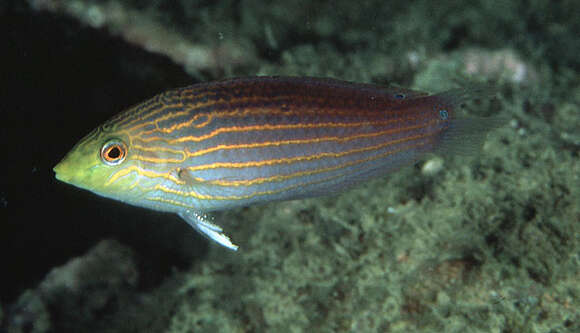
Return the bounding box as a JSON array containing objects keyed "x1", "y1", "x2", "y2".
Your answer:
[
  {"x1": 434, "y1": 83, "x2": 506, "y2": 156},
  {"x1": 435, "y1": 117, "x2": 507, "y2": 156},
  {"x1": 436, "y1": 83, "x2": 497, "y2": 108}
]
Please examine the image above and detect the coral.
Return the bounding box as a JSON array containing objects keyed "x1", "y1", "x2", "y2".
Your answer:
[
  {"x1": 3, "y1": 240, "x2": 138, "y2": 333},
  {"x1": 28, "y1": 0, "x2": 256, "y2": 75}
]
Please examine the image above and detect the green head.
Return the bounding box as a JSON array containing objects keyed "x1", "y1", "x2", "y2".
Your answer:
[{"x1": 54, "y1": 128, "x2": 141, "y2": 203}]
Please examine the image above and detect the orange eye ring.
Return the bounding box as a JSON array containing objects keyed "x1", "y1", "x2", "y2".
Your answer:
[{"x1": 100, "y1": 140, "x2": 127, "y2": 165}]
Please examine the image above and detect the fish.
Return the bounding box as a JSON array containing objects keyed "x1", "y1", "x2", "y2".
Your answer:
[{"x1": 53, "y1": 76, "x2": 503, "y2": 250}]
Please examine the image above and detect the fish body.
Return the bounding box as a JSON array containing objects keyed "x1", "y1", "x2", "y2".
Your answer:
[{"x1": 54, "y1": 76, "x2": 499, "y2": 250}]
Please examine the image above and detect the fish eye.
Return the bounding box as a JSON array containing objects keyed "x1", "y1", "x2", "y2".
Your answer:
[
  {"x1": 394, "y1": 93, "x2": 406, "y2": 100},
  {"x1": 100, "y1": 140, "x2": 127, "y2": 165},
  {"x1": 439, "y1": 109, "x2": 449, "y2": 120}
]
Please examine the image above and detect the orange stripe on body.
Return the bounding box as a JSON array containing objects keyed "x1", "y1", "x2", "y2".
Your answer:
[
  {"x1": 126, "y1": 119, "x2": 434, "y2": 166},
  {"x1": 146, "y1": 131, "x2": 434, "y2": 202}
]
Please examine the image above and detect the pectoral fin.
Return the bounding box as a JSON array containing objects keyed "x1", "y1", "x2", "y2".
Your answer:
[{"x1": 178, "y1": 211, "x2": 239, "y2": 251}]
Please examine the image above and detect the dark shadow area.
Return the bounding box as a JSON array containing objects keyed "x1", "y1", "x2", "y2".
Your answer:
[{"x1": 0, "y1": 2, "x2": 202, "y2": 303}]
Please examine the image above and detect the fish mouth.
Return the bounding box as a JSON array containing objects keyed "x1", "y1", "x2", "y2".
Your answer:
[
  {"x1": 53, "y1": 161, "x2": 69, "y2": 183},
  {"x1": 53, "y1": 154, "x2": 79, "y2": 184}
]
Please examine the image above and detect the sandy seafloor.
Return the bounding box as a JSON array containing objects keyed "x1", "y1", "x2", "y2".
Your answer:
[{"x1": 1, "y1": 0, "x2": 578, "y2": 332}]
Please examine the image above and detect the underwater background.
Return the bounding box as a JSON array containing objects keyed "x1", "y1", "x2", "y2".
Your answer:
[{"x1": 1, "y1": 0, "x2": 578, "y2": 332}]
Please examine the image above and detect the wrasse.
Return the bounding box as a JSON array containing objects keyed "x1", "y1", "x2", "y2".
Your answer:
[{"x1": 54, "y1": 76, "x2": 502, "y2": 250}]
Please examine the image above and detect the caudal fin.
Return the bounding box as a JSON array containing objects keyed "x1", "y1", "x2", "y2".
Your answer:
[
  {"x1": 435, "y1": 117, "x2": 507, "y2": 156},
  {"x1": 434, "y1": 83, "x2": 506, "y2": 156}
]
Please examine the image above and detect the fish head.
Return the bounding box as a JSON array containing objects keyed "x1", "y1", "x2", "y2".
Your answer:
[{"x1": 54, "y1": 127, "x2": 141, "y2": 202}]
